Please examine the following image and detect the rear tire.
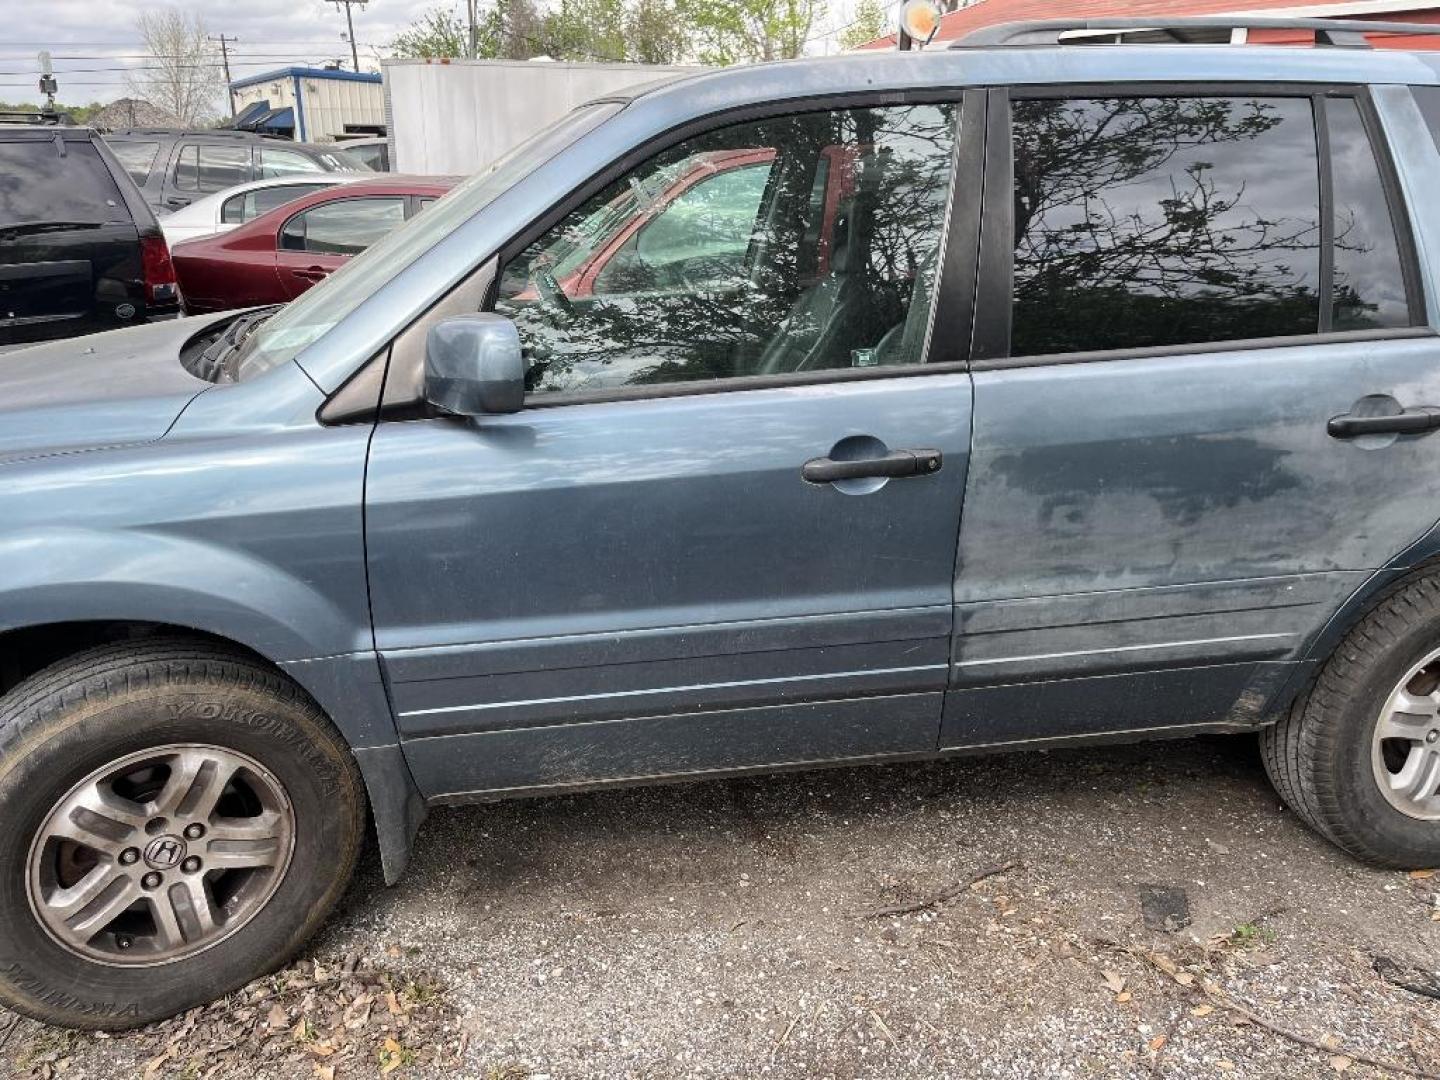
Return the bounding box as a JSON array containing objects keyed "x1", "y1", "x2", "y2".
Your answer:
[
  {"x1": 0, "y1": 639, "x2": 366, "y2": 1029},
  {"x1": 1262, "y1": 571, "x2": 1440, "y2": 868}
]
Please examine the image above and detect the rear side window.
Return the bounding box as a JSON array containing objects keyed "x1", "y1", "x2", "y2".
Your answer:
[
  {"x1": 1326, "y1": 98, "x2": 1410, "y2": 330},
  {"x1": 1417, "y1": 85, "x2": 1440, "y2": 153},
  {"x1": 0, "y1": 139, "x2": 129, "y2": 223},
  {"x1": 221, "y1": 183, "x2": 329, "y2": 224},
  {"x1": 107, "y1": 139, "x2": 160, "y2": 184},
  {"x1": 279, "y1": 196, "x2": 407, "y2": 254},
  {"x1": 175, "y1": 144, "x2": 250, "y2": 192},
  {"x1": 1009, "y1": 96, "x2": 1324, "y2": 358}
]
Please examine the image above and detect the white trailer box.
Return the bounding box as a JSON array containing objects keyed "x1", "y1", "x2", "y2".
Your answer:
[{"x1": 381, "y1": 59, "x2": 701, "y2": 175}]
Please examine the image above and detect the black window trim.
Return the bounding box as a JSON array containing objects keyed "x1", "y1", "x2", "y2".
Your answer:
[{"x1": 970, "y1": 81, "x2": 1431, "y2": 372}]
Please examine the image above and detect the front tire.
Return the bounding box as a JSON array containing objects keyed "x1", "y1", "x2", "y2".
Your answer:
[
  {"x1": 0, "y1": 639, "x2": 366, "y2": 1029},
  {"x1": 1262, "y1": 571, "x2": 1440, "y2": 868}
]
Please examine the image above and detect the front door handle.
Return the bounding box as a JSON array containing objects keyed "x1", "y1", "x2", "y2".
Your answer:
[
  {"x1": 1327, "y1": 407, "x2": 1440, "y2": 438},
  {"x1": 292, "y1": 266, "x2": 330, "y2": 281},
  {"x1": 801, "y1": 448, "x2": 942, "y2": 484}
]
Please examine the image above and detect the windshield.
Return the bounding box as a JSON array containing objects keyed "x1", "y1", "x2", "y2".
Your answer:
[{"x1": 234, "y1": 102, "x2": 621, "y2": 381}]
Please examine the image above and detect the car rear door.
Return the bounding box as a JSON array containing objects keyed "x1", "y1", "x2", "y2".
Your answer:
[
  {"x1": 0, "y1": 136, "x2": 142, "y2": 346},
  {"x1": 365, "y1": 93, "x2": 982, "y2": 799},
  {"x1": 945, "y1": 85, "x2": 1440, "y2": 749}
]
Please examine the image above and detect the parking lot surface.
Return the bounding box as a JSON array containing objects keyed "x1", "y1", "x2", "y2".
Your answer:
[{"x1": 8, "y1": 735, "x2": 1440, "y2": 1079}]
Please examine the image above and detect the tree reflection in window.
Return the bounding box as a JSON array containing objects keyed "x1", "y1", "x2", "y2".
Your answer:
[
  {"x1": 495, "y1": 103, "x2": 958, "y2": 395},
  {"x1": 1010, "y1": 96, "x2": 1324, "y2": 357}
]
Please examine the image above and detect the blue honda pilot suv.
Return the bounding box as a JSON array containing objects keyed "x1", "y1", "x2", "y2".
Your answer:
[{"x1": 5, "y1": 17, "x2": 1440, "y2": 1028}]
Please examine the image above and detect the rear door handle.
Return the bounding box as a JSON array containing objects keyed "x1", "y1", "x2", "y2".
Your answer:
[
  {"x1": 801, "y1": 448, "x2": 942, "y2": 483},
  {"x1": 292, "y1": 266, "x2": 330, "y2": 281},
  {"x1": 1327, "y1": 407, "x2": 1440, "y2": 438}
]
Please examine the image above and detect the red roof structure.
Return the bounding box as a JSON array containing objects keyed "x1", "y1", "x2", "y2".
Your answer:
[{"x1": 861, "y1": 0, "x2": 1440, "y2": 49}]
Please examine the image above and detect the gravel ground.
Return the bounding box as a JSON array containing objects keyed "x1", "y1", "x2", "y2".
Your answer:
[{"x1": 7, "y1": 734, "x2": 1440, "y2": 1079}]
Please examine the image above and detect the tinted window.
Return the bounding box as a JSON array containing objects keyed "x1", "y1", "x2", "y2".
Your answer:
[
  {"x1": 107, "y1": 139, "x2": 160, "y2": 184},
  {"x1": 346, "y1": 143, "x2": 388, "y2": 171},
  {"x1": 1010, "y1": 96, "x2": 1322, "y2": 357},
  {"x1": 259, "y1": 147, "x2": 325, "y2": 178},
  {"x1": 280, "y1": 196, "x2": 407, "y2": 255},
  {"x1": 1417, "y1": 85, "x2": 1440, "y2": 154},
  {"x1": 496, "y1": 102, "x2": 958, "y2": 396},
  {"x1": 197, "y1": 145, "x2": 250, "y2": 191},
  {"x1": 1327, "y1": 98, "x2": 1410, "y2": 330},
  {"x1": 0, "y1": 140, "x2": 128, "y2": 223}
]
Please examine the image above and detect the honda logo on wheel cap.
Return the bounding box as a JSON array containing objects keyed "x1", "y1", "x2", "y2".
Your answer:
[{"x1": 143, "y1": 836, "x2": 187, "y2": 870}]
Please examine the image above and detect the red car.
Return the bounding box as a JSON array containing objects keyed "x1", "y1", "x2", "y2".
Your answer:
[{"x1": 171, "y1": 176, "x2": 457, "y2": 313}]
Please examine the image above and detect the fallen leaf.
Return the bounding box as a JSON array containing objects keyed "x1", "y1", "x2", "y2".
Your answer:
[
  {"x1": 1150, "y1": 953, "x2": 1180, "y2": 977},
  {"x1": 1149, "y1": 1035, "x2": 1168, "y2": 1052},
  {"x1": 1174, "y1": 971, "x2": 1196, "y2": 987},
  {"x1": 1330, "y1": 1055, "x2": 1353, "y2": 1072},
  {"x1": 1408, "y1": 869, "x2": 1435, "y2": 880},
  {"x1": 386, "y1": 990, "x2": 405, "y2": 1016},
  {"x1": 1102, "y1": 970, "x2": 1126, "y2": 994},
  {"x1": 1320, "y1": 1034, "x2": 1342, "y2": 1051},
  {"x1": 1191, "y1": 1004, "x2": 1214, "y2": 1017},
  {"x1": 314, "y1": 1067, "x2": 335, "y2": 1080},
  {"x1": 1116, "y1": 991, "x2": 1132, "y2": 1003},
  {"x1": 1217, "y1": 1061, "x2": 1235, "y2": 1072},
  {"x1": 267, "y1": 1003, "x2": 287, "y2": 1029}
]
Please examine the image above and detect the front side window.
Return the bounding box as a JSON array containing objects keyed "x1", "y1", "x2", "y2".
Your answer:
[
  {"x1": 259, "y1": 147, "x2": 325, "y2": 178},
  {"x1": 495, "y1": 102, "x2": 959, "y2": 396},
  {"x1": 1010, "y1": 96, "x2": 1324, "y2": 357},
  {"x1": 107, "y1": 139, "x2": 160, "y2": 184},
  {"x1": 279, "y1": 196, "x2": 407, "y2": 255}
]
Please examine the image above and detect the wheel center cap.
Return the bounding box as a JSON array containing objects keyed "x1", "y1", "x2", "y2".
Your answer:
[{"x1": 143, "y1": 835, "x2": 188, "y2": 870}]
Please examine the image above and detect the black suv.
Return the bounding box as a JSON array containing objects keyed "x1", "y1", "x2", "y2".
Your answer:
[
  {"x1": 103, "y1": 129, "x2": 370, "y2": 215},
  {"x1": 0, "y1": 117, "x2": 180, "y2": 348}
]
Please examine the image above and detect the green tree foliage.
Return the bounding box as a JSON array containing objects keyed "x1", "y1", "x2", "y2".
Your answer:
[
  {"x1": 390, "y1": 6, "x2": 473, "y2": 58},
  {"x1": 0, "y1": 100, "x2": 106, "y2": 125},
  {"x1": 393, "y1": 0, "x2": 690, "y2": 64},
  {"x1": 839, "y1": 0, "x2": 889, "y2": 50},
  {"x1": 679, "y1": 0, "x2": 825, "y2": 63}
]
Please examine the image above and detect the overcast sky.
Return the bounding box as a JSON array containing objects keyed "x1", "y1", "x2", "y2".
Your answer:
[{"x1": 3, "y1": 0, "x2": 871, "y2": 106}]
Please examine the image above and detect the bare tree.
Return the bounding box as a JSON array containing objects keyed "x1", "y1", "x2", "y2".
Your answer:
[{"x1": 127, "y1": 10, "x2": 222, "y2": 126}]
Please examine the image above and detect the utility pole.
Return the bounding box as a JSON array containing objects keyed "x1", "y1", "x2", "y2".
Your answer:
[
  {"x1": 467, "y1": 0, "x2": 479, "y2": 59},
  {"x1": 329, "y1": 0, "x2": 367, "y2": 72},
  {"x1": 209, "y1": 34, "x2": 239, "y2": 119}
]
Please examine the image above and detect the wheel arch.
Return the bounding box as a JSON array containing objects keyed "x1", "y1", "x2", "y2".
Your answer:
[{"x1": 0, "y1": 618, "x2": 424, "y2": 885}]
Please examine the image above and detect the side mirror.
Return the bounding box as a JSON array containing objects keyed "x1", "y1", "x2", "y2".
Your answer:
[{"x1": 423, "y1": 314, "x2": 525, "y2": 417}]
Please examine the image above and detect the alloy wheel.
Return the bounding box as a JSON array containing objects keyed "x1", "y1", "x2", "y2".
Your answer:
[{"x1": 26, "y1": 744, "x2": 295, "y2": 966}]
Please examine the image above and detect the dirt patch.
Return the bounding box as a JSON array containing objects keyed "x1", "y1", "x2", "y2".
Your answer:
[{"x1": 6, "y1": 735, "x2": 1440, "y2": 1078}]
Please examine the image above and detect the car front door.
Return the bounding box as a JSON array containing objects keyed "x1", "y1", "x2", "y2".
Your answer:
[
  {"x1": 944, "y1": 87, "x2": 1440, "y2": 749},
  {"x1": 365, "y1": 95, "x2": 982, "y2": 798}
]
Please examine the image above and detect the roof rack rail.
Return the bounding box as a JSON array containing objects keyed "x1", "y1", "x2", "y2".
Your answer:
[
  {"x1": 953, "y1": 16, "x2": 1440, "y2": 49},
  {"x1": 0, "y1": 108, "x2": 73, "y2": 126}
]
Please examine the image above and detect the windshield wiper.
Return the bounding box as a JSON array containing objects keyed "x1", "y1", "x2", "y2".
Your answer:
[
  {"x1": 0, "y1": 221, "x2": 105, "y2": 240},
  {"x1": 192, "y1": 306, "x2": 283, "y2": 383}
]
